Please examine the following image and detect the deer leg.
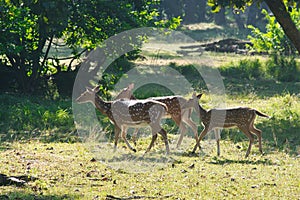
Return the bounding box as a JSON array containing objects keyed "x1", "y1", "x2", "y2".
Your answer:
[
  {"x1": 145, "y1": 133, "x2": 158, "y2": 154},
  {"x1": 192, "y1": 126, "x2": 210, "y2": 153},
  {"x1": 121, "y1": 127, "x2": 136, "y2": 152},
  {"x1": 132, "y1": 128, "x2": 139, "y2": 146},
  {"x1": 177, "y1": 122, "x2": 187, "y2": 148},
  {"x1": 214, "y1": 129, "x2": 221, "y2": 156},
  {"x1": 170, "y1": 115, "x2": 184, "y2": 148},
  {"x1": 114, "y1": 126, "x2": 121, "y2": 152},
  {"x1": 159, "y1": 128, "x2": 170, "y2": 154},
  {"x1": 238, "y1": 126, "x2": 254, "y2": 158},
  {"x1": 250, "y1": 124, "x2": 263, "y2": 155},
  {"x1": 182, "y1": 114, "x2": 199, "y2": 149}
]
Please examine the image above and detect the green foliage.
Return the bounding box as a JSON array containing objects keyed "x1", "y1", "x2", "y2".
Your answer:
[
  {"x1": 0, "y1": 94, "x2": 76, "y2": 142},
  {"x1": 220, "y1": 59, "x2": 264, "y2": 80},
  {"x1": 134, "y1": 83, "x2": 174, "y2": 99},
  {"x1": 261, "y1": 94, "x2": 300, "y2": 153},
  {"x1": 169, "y1": 62, "x2": 207, "y2": 92},
  {"x1": 0, "y1": 0, "x2": 180, "y2": 93},
  {"x1": 248, "y1": 6, "x2": 300, "y2": 55},
  {"x1": 220, "y1": 57, "x2": 300, "y2": 82},
  {"x1": 266, "y1": 55, "x2": 300, "y2": 82},
  {"x1": 208, "y1": 0, "x2": 252, "y2": 11}
]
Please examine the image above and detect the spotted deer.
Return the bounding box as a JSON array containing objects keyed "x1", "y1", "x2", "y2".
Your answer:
[
  {"x1": 76, "y1": 86, "x2": 170, "y2": 154},
  {"x1": 115, "y1": 83, "x2": 198, "y2": 148},
  {"x1": 184, "y1": 93, "x2": 269, "y2": 158},
  {"x1": 114, "y1": 83, "x2": 135, "y2": 100}
]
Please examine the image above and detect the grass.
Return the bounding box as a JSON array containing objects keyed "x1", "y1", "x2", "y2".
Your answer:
[
  {"x1": 0, "y1": 94, "x2": 77, "y2": 143},
  {"x1": 1, "y1": 23, "x2": 300, "y2": 199},
  {"x1": 1, "y1": 67, "x2": 299, "y2": 199},
  {"x1": 0, "y1": 140, "x2": 299, "y2": 199}
]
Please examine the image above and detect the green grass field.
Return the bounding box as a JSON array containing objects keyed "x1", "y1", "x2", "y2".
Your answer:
[{"x1": 1, "y1": 24, "x2": 300, "y2": 199}]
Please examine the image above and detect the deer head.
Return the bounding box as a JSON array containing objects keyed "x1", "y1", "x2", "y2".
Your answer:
[
  {"x1": 114, "y1": 83, "x2": 136, "y2": 100},
  {"x1": 182, "y1": 92, "x2": 202, "y2": 111},
  {"x1": 76, "y1": 85, "x2": 100, "y2": 105}
]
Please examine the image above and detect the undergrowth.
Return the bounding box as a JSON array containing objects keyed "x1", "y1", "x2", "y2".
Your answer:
[
  {"x1": 0, "y1": 94, "x2": 76, "y2": 142},
  {"x1": 219, "y1": 55, "x2": 300, "y2": 82}
]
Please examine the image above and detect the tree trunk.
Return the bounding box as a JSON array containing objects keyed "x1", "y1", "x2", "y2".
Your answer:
[
  {"x1": 246, "y1": 4, "x2": 259, "y2": 26},
  {"x1": 233, "y1": 11, "x2": 244, "y2": 30},
  {"x1": 198, "y1": 0, "x2": 206, "y2": 22},
  {"x1": 161, "y1": 0, "x2": 183, "y2": 18},
  {"x1": 183, "y1": 0, "x2": 199, "y2": 24},
  {"x1": 264, "y1": 0, "x2": 300, "y2": 55},
  {"x1": 215, "y1": 7, "x2": 226, "y2": 25}
]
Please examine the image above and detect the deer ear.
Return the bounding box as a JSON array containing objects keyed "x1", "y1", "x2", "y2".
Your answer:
[
  {"x1": 86, "y1": 87, "x2": 93, "y2": 92},
  {"x1": 128, "y1": 83, "x2": 134, "y2": 90},
  {"x1": 93, "y1": 85, "x2": 100, "y2": 93},
  {"x1": 196, "y1": 93, "x2": 203, "y2": 99}
]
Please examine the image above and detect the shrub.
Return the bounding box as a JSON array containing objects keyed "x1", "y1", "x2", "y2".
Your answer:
[
  {"x1": 0, "y1": 94, "x2": 76, "y2": 142},
  {"x1": 220, "y1": 59, "x2": 264, "y2": 80},
  {"x1": 248, "y1": 4, "x2": 300, "y2": 55},
  {"x1": 219, "y1": 57, "x2": 300, "y2": 82},
  {"x1": 266, "y1": 55, "x2": 300, "y2": 82}
]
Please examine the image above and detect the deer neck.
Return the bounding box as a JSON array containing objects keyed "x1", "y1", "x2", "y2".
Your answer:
[
  {"x1": 94, "y1": 95, "x2": 112, "y2": 114},
  {"x1": 198, "y1": 104, "x2": 208, "y2": 119}
]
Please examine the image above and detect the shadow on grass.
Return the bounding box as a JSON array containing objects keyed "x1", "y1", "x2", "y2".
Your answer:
[
  {"x1": 182, "y1": 26, "x2": 249, "y2": 42},
  {"x1": 167, "y1": 62, "x2": 299, "y2": 98},
  {"x1": 222, "y1": 78, "x2": 300, "y2": 98},
  {"x1": 0, "y1": 192, "x2": 77, "y2": 200},
  {"x1": 208, "y1": 157, "x2": 275, "y2": 166},
  {"x1": 218, "y1": 59, "x2": 300, "y2": 98},
  {"x1": 104, "y1": 151, "x2": 172, "y2": 164},
  {"x1": 0, "y1": 143, "x2": 11, "y2": 152}
]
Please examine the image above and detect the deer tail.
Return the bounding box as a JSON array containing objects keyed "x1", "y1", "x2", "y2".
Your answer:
[{"x1": 255, "y1": 110, "x2": 270, "y2": 118}]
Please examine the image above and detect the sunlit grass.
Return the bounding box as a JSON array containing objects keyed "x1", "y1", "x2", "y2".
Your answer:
[
  {"x1": 0, "y1": 140, "x2": 299, "y2": 199},
  {"x1": 1, "y1": 32, "x2": 300, "y2": 199}
]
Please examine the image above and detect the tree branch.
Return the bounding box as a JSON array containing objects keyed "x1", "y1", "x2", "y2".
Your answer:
[
  {"x1": 41, "y1": 35, "x2": 54, "y2": 70},
  {"x1": 264, "y1": 0, "x2": 300, "y2": 55}
]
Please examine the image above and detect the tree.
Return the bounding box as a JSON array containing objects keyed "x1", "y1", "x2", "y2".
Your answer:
[
  {"x1": 214, "y1": 6, "x2": 226, "y2": 25},
  {"x1": 207, "y1": 0, "x2": 300, "y2": 55},
  {"x1": 248, "y1": 6, "x2": 300, "y2": 55},
  {"x1": 264, "y1": 0, "x2": 300, "y2": 54},
  {"x1": 198, "y1": 0, "x2": 207, "y2": 22},
  {"x1": 0, "y1": 0, "x2": 180, "y2": 93},
  {"x1": 183, "y1": 0, "x2": 198, "y2": 23}
]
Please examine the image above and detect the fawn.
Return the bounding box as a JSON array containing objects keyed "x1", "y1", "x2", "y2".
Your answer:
[
  {"x1": 76, "y1": 86, "x2": 170, "y2": 154},
  {"x1": 184, "y1": 93, "x2": 269, "y2": 158},
  {"x1": 115, "y1": 83, "x2": 198, "y2": 148}
]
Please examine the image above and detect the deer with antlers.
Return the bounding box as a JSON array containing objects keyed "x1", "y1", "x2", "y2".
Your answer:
[
  {"x1": 115, "y1": 83, "x2": 199, "y2": 148},
  {"x1": 184, "y1": 93, "x2": 269, "y2": 158},
  {"x1": 76, "y1": 86, "x2": 170, "y2": 154}
]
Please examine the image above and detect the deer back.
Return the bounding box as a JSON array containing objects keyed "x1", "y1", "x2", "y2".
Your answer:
[
  {"x1": 111, "y1": 99, "x2": 167, "y2": 127},
  {"x1": 205, "y1": 107, "x2": 256, "y2": 128},
  {"x1": 150, "y1": 96, "x2": 189, "y2": 116}
]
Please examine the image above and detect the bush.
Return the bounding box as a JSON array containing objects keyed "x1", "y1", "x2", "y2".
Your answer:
[
  {"x1": 248, "y1": 5, "x2": 300, "y2": 55},
  {"x1": 220, "y1": 59, "x2": 265, "y2": 80},
  {"x1": 266, "y1": 55, "x2": 300, "y2": 82},
  {"x1": 0, "y1": 94, "x2": 76, "y2": 142},
  {"x1": 219, "y1": 57, "x2": 300, "y2": 83}
]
